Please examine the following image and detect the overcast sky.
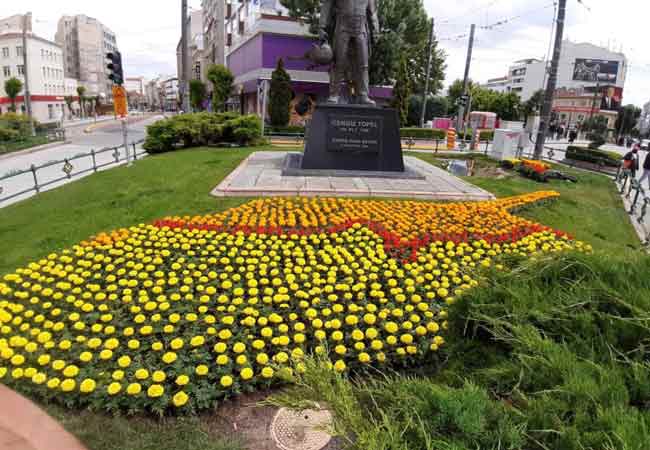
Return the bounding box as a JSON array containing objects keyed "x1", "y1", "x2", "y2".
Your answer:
[{"x1": 3, "y1": 0, "x2": 649, "y2": 106}]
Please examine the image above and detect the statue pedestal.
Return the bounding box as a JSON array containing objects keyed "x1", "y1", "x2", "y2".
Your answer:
[{"x1": 300, "y1": 104, "x2": 405, "y2": 172}]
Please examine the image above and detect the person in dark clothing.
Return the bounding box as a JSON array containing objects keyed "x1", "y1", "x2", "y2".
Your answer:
[
  {"x1": 623, "y1": 148, "x2": 640, "y2": 177},
  {"x1": 640, "y1": 152, "x2": 650, "y2": 189},
  {"x1": 569, "y1": 128, "x2": 577, "y2": 144}
]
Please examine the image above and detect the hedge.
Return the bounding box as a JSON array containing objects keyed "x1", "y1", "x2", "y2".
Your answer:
[
  {"x1": 400, "y1": 128, "x2": 447, "y2": 140},
  {"x1": 565, "y1": 146, "x2": 621, "y2": 167},
  {"x1": 266, "y1": 125, "x2": 305, "y2": 135},
  {"x1": 143, "y1": 112, "x2": 262, "y2": 153}
]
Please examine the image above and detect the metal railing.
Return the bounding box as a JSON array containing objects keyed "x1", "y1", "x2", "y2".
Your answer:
[
  {"x1": 615, "y1": 168, "x2": 650, "y2": 246},
  {"x1": 0, "y1": 139, "x2": 146, "y2": 205}
]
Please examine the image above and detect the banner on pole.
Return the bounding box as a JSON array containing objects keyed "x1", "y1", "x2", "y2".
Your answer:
[{"x1": 112, "y1": 86, "x2": 128, "y2": 117}]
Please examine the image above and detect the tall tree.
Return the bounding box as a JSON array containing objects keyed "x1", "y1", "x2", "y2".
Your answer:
[
  {"x1": 522, "y1": 89, "x2": 544, "y2": 119},
  {"x1": 268, "y1": 59, "x2": 293, "y2": 127},
  {"x1": 76, "y1": 86, "x2": 86, "y2": 118},
  {"x1": 407, "y1": 95, "x2": 448, "y2": 126},
  {"x1": 391, "y1": 55, "x2": 411, "y2": 125},
  {"x1": 189, "y1": 79, "x2": 207, "y2": 111},
  {"x1": 279, "y1": 0, "x2": 446, "y2": 96},
  {"x1": 207, "y1": 64, "x2": 234, "y2": 113},
  {"x1": 4, "y1": 77, "x2": 23, "y2": 113},
  {"x1": 64, "y1": 95, "x2": 74, "y2": 118},
  {"x1": 615, "y1": 104, "x2": 642, "y2": 137}
]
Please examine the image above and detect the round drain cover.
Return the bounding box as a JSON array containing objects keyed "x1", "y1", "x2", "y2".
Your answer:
[{"x1": 270, "y1": 406, "x2": 333, "y2": 450}]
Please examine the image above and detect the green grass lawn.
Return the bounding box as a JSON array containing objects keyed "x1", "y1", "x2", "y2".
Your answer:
[{"x1": 0, "y1": 146, "x2": 644, "y2": 450}]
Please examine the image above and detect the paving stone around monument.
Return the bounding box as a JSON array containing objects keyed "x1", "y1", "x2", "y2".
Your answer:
[{"x1": 211, "y1": 151, "x2": 494, "y2": 201}]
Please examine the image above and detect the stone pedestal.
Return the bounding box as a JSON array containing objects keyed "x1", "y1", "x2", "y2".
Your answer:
[{"x1": 300, "y1": 104, "x2": 405, "y2": 172}]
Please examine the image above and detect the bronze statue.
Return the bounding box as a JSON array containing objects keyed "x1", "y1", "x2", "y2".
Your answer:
[{"x1": 318, "y1": 0, "x2": 380, "y2": 106}]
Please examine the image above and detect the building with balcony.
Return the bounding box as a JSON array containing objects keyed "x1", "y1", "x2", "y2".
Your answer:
[
  {"x1": 202, "y1": 0, "x2": 226, "y2": 70},
  {"x1": 55, "y1": 14, "x2": 118, "y2": 98},
  {"x1": 0, "y1": 14, "x2": 78, "y2": 122},
  {"x1": 483, "y1": 41, "x2": 627, "y2": 102}
]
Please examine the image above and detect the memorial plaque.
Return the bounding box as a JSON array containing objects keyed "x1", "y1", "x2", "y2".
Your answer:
[
  {"x1": 301, "y1": 104, "x2": 405, "y2": 173},
  {"x1": 327, "y1": 115, "x2": 383, "y2": 154}
]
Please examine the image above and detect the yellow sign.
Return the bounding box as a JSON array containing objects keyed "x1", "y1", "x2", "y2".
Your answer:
[{"x1": 112, "y1": 85, "x2": 128, "y2": 117}]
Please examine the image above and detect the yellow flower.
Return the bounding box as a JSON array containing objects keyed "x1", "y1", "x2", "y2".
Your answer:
[
  {"x1": 333, "y1": 360, "x2": 346, "y2": 372},
  {"x1": 60, "y1": 379, "x2": 76, "y2": 392},
  {"x1": 173, "y1": 391, "x2": 189, "y2": 407},
  {"x1": 261, "y1": 367, "x2": 274, "y2": 379},
  {"x1": 216, "y1": 355, "x2": 230, "y2": 365},
  {"x1": 176, "y1": 374, "x2": 190, "y2": 386},
  {"x1": 80, "y1": 378, "x2": 96, "y2": 393},
  {"x1": 107, "y1": 382, "x2": 122, "y2": 395},
  {"x1": 213, "y1": 342, "x2": 227, "y2": 353},
  {"x1": 256, "y1": 353, "x2": 269, "y2": 365},
  {"x1": 62, "y1": 365, "x2": 79, "y2": 378},
  {"x1": 358, "y1": 352, "x2": 371, "y2": 363},
  {"x1": 147, "y1": 384, "x2": 164, "y2": 398},
  {"x1": 47, "y1": 377, "x2": 60, "y2": 389},
  {"x1": 135, "y1": 369, "x2": 149, "y2": 380},
  {"x1": 79, "y1": 352, "x2": 93, "y2": 363},
  {"x1": 220, "y1": 375, "x2": 233, "y2": 387},
  {"x1": 127, "y1": 383, "x2": 142, "y2": 395},
  {"x1": 190, "y1": 336, "x2": 205, "y2": 347},
  {"x1": 31, "y1": 372, "x2": 47, "y2": 385},
  {"x1": 240, "y1": 367, "x2": 254, "y2": 380},
  {"x1": 195, "y1": 365, "x2": 209, "y2": 376},
  {"x1": 152, "y1": 370, "x2": 166, "y2": 382},
  {"x1": 117, "y1": 355, "x2": 131, "y2": 368},
  {"x1": 162, "y1": 352, "x2": 177, "y2": 364}
]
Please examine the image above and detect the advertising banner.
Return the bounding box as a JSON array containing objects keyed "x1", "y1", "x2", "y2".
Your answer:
[{"x1": 573, "y1": 59, "x2": 619, "y2": 83}]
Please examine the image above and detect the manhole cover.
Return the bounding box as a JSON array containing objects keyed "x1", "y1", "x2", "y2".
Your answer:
[{"x1": 270, "y1": 406, "x2": 333, "y2": 450}]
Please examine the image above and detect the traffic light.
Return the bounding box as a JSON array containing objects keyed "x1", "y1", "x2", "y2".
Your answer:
[
  {"x1": 457, "y1": 94, "x2": 469, "y2": 108},
  {"x1": 106, "y1": 51, "x2": 124, "y2": 86}
]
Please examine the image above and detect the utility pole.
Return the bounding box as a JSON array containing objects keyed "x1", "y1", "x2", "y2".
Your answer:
[
  {"x1": 420, "y1": 18, "x2": 435, "y2": 128},
  {"x1": 181, "y1": 0, "x2": 191, "y2": 113},
  {"x1": 534, "y1": 0, "x2": 567, "y2": 160},
  {"x1": 22, "y1": 12, "x2": 35, "y2": 137},
  {"x1": 456, "y1": 24, "x2": 475, "y2": 133}
]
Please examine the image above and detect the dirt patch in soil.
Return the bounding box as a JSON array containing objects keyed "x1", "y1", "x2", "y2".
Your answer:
[
  {"x1": 472, "y1": 166, "x2": 513, "y2": 179},
  {"x1": 204, "y1": 390, "x2": 343, "y2": 450}
]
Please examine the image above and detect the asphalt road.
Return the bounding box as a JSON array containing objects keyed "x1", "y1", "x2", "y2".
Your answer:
[{"x1": 0, "y1": 115, "x2": 163, "y2": 208}]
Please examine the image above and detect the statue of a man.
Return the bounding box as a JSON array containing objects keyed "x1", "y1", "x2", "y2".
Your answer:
[{"x1": 319, "y1": 0, "x2": 380, "y2": 106}]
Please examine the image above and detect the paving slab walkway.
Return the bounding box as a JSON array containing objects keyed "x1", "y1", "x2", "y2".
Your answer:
[
  {"x1": 0, "y1": 385, "x2": 86, "y2": 450},
  {"x1": 212, "y1": 151, "x2": 494, "y2": 201}
]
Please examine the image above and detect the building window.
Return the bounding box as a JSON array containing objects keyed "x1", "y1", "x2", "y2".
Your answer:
[
  {"x1": 16, "y1": 46, "x2": 23, "y2": 57},
  {"x1": 1, "y1": 47, "x2": 8, "y2": 58},
  {"x1": 48, "y1": 104, "x2": 54, "y2": 119},
  {"x1": 3, "y1": 66, "x2": 10, "y2": 77},
  {"x1": 17, "y1": 65, "x2": 24, "y2": 75}
]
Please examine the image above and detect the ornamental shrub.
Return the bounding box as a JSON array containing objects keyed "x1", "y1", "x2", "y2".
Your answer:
[
  {"x1": 400, "y1": 128, "x2": 447, "y2": 140},
  {"x1": 268, "y1": 59, "x2": 293, "y2": 128},
  {"x1": 144, "y1": 112, "x2": 262, "y2": 153},
  {"x1": 565, "y1": 146, "x2": 620, "y2": 167}
]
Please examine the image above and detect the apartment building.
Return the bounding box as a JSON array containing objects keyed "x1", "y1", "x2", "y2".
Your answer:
[
  {"x1": 55, "y1": 15, "x2": 118, "y2": 97},
  {"x1": 484, "y1": 40, "x2": 628, "y2": 102},
  {"x1": 202, "y1": 0, "x2": 226, "y2": 71},
  {"x1": 0, "y1": 14, "x2": 78, "y2": 122}
]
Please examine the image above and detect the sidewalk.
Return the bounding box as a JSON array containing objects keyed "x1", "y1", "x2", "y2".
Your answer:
[{"x1": 0, "y1": 384, "x2": 86, "y2": 450}]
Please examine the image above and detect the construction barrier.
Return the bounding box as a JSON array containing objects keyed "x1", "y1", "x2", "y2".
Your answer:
[{"x1": 447, "y1": 128, "x2": 456, "y2": 150}]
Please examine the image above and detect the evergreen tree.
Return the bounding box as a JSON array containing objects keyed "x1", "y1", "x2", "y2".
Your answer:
[
  {"x1": 391, "y1": 55, "x2": 411, "y2": 126},
  {"x1": 268, "y1": 59, "x2": 293, "y2": 127}
]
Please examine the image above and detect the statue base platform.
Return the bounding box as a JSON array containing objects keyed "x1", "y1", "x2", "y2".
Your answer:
[{"x1": 300, "y1": 104, "x2": 405, "y2": 172}]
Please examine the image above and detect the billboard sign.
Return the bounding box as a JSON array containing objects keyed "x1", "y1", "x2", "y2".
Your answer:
[{"x1": 573, "y1": 59, "x2": 619, "y2": 83}]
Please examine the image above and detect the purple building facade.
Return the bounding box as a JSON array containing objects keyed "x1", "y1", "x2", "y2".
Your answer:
[{"x1": 224, "y1": 2, "x2": 392, "y2": 124}]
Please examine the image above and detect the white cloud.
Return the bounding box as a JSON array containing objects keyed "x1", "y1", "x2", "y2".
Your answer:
[{"x1": 4, "y1": 0, "x2": 649, "y2": 106}]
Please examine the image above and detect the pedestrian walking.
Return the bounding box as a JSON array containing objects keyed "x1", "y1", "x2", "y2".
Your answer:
[
  {"x1": 569, "y1": 128, "x2": 577, "y2": 144},
  {"x1": 639, "y1": 151, "x2": 650, "y2": 190},
  {"x1": 623, "y1": 148, "x2": 640, "y2": 177}
]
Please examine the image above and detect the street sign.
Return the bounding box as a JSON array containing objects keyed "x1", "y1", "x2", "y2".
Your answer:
[{"x1": 112, "y1": 86, "x2": 128, "y2": 118}]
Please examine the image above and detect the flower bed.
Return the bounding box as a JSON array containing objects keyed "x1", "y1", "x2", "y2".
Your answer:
[{"x1": 0, "y1": 194, "x2": 588, "y2": 414}]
